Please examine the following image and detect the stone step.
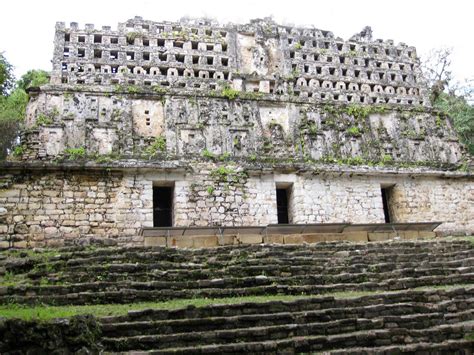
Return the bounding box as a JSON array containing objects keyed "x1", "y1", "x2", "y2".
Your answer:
[
  {"x1": 3, "y1": 273, "x2": 474, "y2": 305},
  {"x1": 113, "y1": 320, "x2": 474, "y2": 354},
  {"x1": 101, "y1": 298, "x2": 474, "y2": 338},
  {"x1": 101, "y1": 287, "x2": 474, "y2": 325},
  {"x1": 33, "y1": 256, "x2": 474, "y2": 284},
  {"x1": 5, "y1": 266, "x2": 474, "y2": 297},
  {"x1": 327, "y1": 339, "x2": 474, "y2": 354},
  {"x1": 8, "y1": 240, "x2": 469, "y2": 270},
  {"x1": 102, "y1": 309, "x2": 474, "y2": 351},
  {"x1": 23, "y1": 250, "x2": 474, "y2": 281}
]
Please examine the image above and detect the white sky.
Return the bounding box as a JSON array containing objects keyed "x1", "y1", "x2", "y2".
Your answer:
[{"x1": 2, "y1": 0, "x2": 473, "y2": 83}]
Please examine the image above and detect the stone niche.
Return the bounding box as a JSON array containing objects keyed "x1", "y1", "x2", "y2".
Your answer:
[
  {"x1": 40, "y1": 127, "x2": 65, "y2": 156},
  {"x1": 132, "y1": 99, "x2": 165, "y2": 137},
  {"x1": 179, "y1": 128, "x2": 206, "y2": 155},
  {"x1": 90, "y1": 128, "x2": 117, "y2": 155},
  {"x1": 259, "y1": 104, "x2": 291, "y2": 134}
]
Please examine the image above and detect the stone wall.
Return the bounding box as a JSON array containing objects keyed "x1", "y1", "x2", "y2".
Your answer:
[
  {"x1": 1, "y1": 17, "x2": 471, "y2": 248},
  {"x1": 388, "y1": 177, "x2": 474, "y2": 234},
  {"x1": 0, "y1": 166, "x2": 472, "y2": 247}
]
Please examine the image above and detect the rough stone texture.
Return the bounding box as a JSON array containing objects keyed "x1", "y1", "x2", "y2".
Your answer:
[
  {"x1": 0, "y1": 16, "x2": 472, "y2": 247},
  {"x1": 0, "y1": 168, "x2": 471, "y2": 247},
  {"x1": 17, "y1": 17, "x2": 466, "y2": 164}
]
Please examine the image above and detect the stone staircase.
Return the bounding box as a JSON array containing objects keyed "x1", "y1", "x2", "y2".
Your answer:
[
  {"x1": 1, "y1": 239, "x2": 473, "y2": 306},
  {"x1": 1, "y1": 238, "x2": 474, "y2": 353},
  {"x1": 99, "y1": 287, "x2": 474, "y2": 353}
]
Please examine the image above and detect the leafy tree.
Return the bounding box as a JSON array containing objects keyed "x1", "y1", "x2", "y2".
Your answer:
[
  {"x1": 422, "y1": 48, "x2": 473, "y2": 154},
  {"x1": 16, "y1": 69, "x2": 49, "y2": 90},
  {"x1": 0, "y1": 52, "x2": 14, "y2": 95},
  {"x1": 433, "y1": 93, "x2": 474, "y2": 154},
  {"x1": 0, "y1": 55, "x2": 49, "y2": 159}
]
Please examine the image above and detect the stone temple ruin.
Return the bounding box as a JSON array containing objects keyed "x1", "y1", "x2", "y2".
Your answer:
[{"x1": 0, "y1": 16, "x2": 472, "y2": 248}]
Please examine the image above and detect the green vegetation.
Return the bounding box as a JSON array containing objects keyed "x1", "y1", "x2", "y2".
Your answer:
[
  {"x1": 219, "y1": 152, "x2": 231, "y2": 161},
  {"x1": 12, "y1": 145, "x2": 25, "y2": 157},
  {"x1": 64, "y1": 147, "x2": 86, "y2": 160},
  {"x1": 434, "y1": 93, "x2": 473, "y2": 154},
  {"x1": 206, "y1": 186, "x2": 215, "y2": 195},
  {"x1": 126, "y1": 31, "x2": 142, "y2": 44},
  {"x1": 145, "y1": 136, "x2": 166, "y2": 157},
  {"x1": 0, "y1": 54, "x2": 49, "y2": 159},
  {"x1": 346, "y1": 126, "x2": 361, "y2": 136},
  {"x1": 152, "y1": 85, "x2": 168, "y2": 95},
  {"x1": 201, "y1": 149, "x2": 215, "y2": 160},
  {"x1": 93, "y1": 153, "x2": 121, "y2": 164},
  {"x1": 35, "y1": 113, "x2": 53, "y2": 127},
  {"x1": 1, "y1": 284, "x2": 471, "y2": 320},
  {"x1": 380, "y1": 154, "x2": 393, "y2": 164},
  {"x1": 221, "y1": 86, "x2": 240, "y2": 100},
  {"x1": 0, "y1": 295, "x2": 319, "y2": 320},
  {"x1": 210, "y1": 166, "x2": 236, "y2": 181},
  {"x1": 16, "y1": 69, "x2": 49, "y2": 90}
]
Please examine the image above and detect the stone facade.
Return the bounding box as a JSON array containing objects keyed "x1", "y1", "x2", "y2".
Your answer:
[
  {"x1": 0, "y1": 167, "x2": 472, "y2": 247},
  {"x1": 0, "y1": 17, "x2": 472, "y2": 247}
]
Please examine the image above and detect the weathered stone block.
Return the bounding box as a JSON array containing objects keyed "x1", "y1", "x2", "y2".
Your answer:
[
  {"x1": 398, "y1": 231, "x2": 419, "y2": 240},
  {"x1": 218, "y1": 235, "x2": 236, "y2": 246},
  {"x1": 344, "y1": 232, "x2": 369, "y2": 242},
  {"x1": 418, "y1": 231, "x2": 436, "y2": 239},
  {"x1": 264, "y1": 234, "x2": 284, "y2": 244},
  {"x1": 144, "y1": 236, "x2": 166, "y2": 247},
  {"x1": 368, "y1": 232, "x2": 396, "y2": 242},
  {"x1": 193, "y1": 236, "x2": 219, "y2": 248},
  {"x1": 168, "y1": 237, "x2": 193, "y2": 248},
  {"x1": 284, "y1": 235, "x2": 304, "y2": 244},
  {"x1": 237, "y1": 234, "x2": 262, "y2": 244}
]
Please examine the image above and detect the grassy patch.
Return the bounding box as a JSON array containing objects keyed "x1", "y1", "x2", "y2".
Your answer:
[
  {"x1": 0, "y1": 295, "x2": 311, "y2": 320},
  {"x1": 3, "y1": 285, "x2": 472, "y2": 321}
]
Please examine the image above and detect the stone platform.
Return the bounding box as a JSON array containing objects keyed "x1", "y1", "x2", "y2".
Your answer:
[{"x1": 142, "y1": 222, "x2": 440, "y2": 248}]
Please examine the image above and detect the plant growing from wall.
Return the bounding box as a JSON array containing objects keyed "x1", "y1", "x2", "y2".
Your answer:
[
  {"x1": 201, "y1": 149, "x2": 215, "y2": 160},
  {"x1": 12, "y1": 145, "x2": 25, "y2": 157},
  {"x1": 206, "y1": 186, "x2": 215, "y2": 195},
  {"x1": 64, "y1": 147, "x2": 86, "y2": 160},
  {"x1": 145, "y1": 136, "x2": 166, "y2": 157},
  {"x1": 219, "y1": 152, "x2": 231, "y2": 161},
  {"x1": 346, "y1": 126, "x2": 361, "y2": 136},
  {"x1": 35, "y1": 113, "x2": 53, "y2": 127},
  {"x1": 221, "y1": 86, "x2": 240, "y2": 100},
  {"x1": 126, "y1": 31, "x2": 142, "y2": 44}
]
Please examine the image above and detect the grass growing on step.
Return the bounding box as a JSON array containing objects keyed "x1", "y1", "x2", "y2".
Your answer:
[
  {"x1": 2, "y1": 284, "x2": 473, "y2": 321},
  {"x1": 0, "y1": 295, "x2": 313, "y2": 320}
]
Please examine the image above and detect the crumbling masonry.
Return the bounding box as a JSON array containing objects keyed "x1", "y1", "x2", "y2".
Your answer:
[{"x1": 0, "y1": 16, "x2": 472, "y2": 247}]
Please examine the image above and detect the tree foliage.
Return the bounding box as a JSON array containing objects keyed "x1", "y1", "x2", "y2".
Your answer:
[
  {"x1": 0, "y1": 52, "x2": 15, "y2": 96},
  {"x1": 16, "y1": 69, "x2": 49, "y2": 91},
  {"x1": 0, "y1": 55, "x2": 49, "y2": 159},
  {"x1": 422, "y1": 48, "x2": 474, "y2": 155}
]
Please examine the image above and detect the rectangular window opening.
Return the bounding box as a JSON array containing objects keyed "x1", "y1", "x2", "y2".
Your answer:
[{"x1": 153, "y1": 185, "x2": 174, "y2": 227}]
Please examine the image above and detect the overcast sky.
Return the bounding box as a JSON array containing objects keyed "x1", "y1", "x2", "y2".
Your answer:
[{"x1": 2, "y1": 0, "x2": 473, "y2": 83}]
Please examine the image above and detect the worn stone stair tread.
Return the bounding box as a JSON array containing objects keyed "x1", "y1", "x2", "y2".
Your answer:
[
  {"x1": 3, "y1": 274, "x2": 474, "y2": 306},
  {"x1": 110, "y1": 320, "x2": 474, "y2": 354},
  {"x1": 8, "y1": 266, "x2": 474, "y2": 293},
  {"x1": 38, "y1": 256, "x2": 474, "y2": 284},
  {"x1": 325, "y1": 339, "x2": 474, "y2": 354},
  {"x1": 101, "y1": 307, "x2": 474, "y2": 345}
]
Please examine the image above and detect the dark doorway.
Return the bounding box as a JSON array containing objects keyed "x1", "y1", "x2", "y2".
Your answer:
[
  {"x1": 153, "y1": 186, "x2": 173, "y2": 227},
  {"x1": 276, "y1": 188, "x2": 290, "y2": 224},
  {"x1": 381, "y1": 187, "x2": 392, "y2": 223}
]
